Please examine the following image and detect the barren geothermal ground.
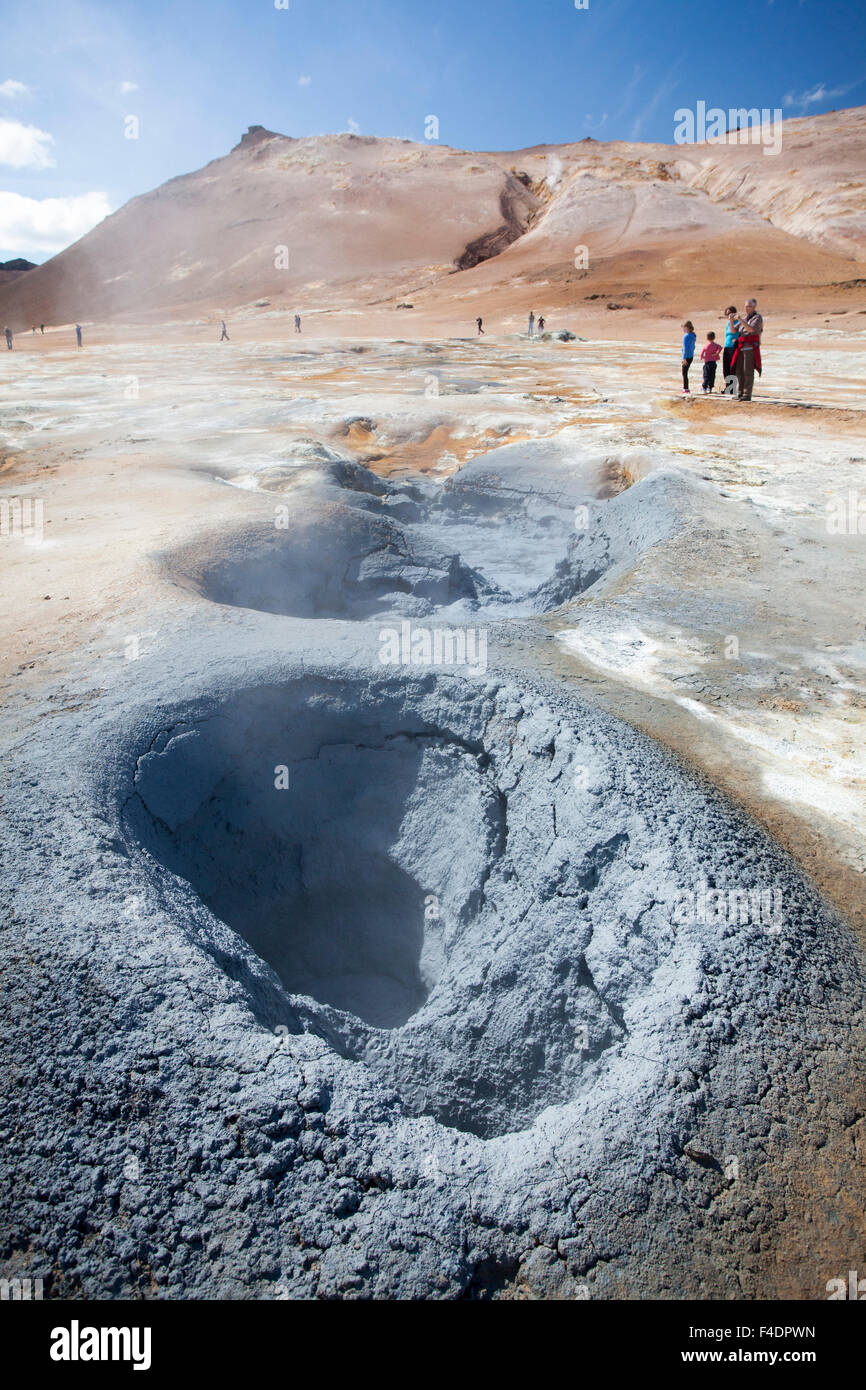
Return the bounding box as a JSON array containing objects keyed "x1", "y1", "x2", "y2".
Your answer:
[{"x1": 1, "y1": 112, "x2": 865, "y2": 1302}]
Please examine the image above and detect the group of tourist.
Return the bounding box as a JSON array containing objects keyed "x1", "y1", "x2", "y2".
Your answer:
[
  {"x1": 4, "y1": 323, "x2": 82, "y2": 349},
  {"x1": 4, "y1": 304, "x2": 766, "y2": 401},
  {"x1": 220, "y1": 313, "x2": 301, "y2": 342},
  {"x1": 474, "y1": 310, "x2": 547, "y2": 337},
  {"x1": 681, "y1": 299, "x2": 763, "y2": 401}
]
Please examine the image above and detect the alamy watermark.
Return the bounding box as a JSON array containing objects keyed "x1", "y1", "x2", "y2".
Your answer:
[
  {"x1": 1, "y1": 496, "x2": 44, "y2": 542},
  {"x1": 674, "y1": 102, "x2": 783, "y2": 157},
  {"x1": 50, "y1": 1323, "x2": 152, "y2": 1370},
  {"x1": 379, "y1": 620, "x2": 488, "y2": 677},
  {"x1": 673, "y1": 878, "x2": 784, "y2": 934},
  {"x1": 0, "y1": 1277, "x2": 43, "y2": 1300},
  {"x1": 826, "y1": 490, "x2": 865, "y2": 535},
  {"x1": 124, "y1": 630, "x2": 160, "y2": 661},
  {"x1": 826, "y1": 1269, "x2": 866, "y2": 1299}
]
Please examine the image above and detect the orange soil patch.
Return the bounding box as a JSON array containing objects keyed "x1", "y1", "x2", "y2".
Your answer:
[{"x1": 347, "y1": 422, "x2": 536, "y2": 478}]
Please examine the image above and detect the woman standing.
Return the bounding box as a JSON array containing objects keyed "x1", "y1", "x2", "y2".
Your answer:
[{"x1": 722, "y1": 306, "x2": 738, "y2": 391}]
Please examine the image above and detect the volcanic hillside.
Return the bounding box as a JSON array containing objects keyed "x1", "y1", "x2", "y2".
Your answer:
[{"x1": 1, "y1": 107, "x2": 864, "y2": 327}]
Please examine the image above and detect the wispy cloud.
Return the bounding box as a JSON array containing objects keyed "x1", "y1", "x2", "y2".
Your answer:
[
  {"x1": 298, "y1": 75, "x2": 312, "y2": 87},
  {"x1": 119, "y1": 80, "x2": 139, "y2": 95},
  {"x1": 0, "y1": 119, "x2": 55, "y2": 169},
  {"x1": 620, "y1": 64, "x2": 646, "y2": 112},
  {"x1": 783, "y1": 80, "x2": 857, "y2": 110},
  {"x1": 0, "y1": 79, "x2": 30, "y2": 100},
  {"x1": 346, "y1": 116, "x2": 360, "y2": 134},
  {"x1": 630, "y1": 71, "x2": 681, "y2": 141},
  {"x1": 0, "y1": 190, "x2": 111, "y2": 257}
]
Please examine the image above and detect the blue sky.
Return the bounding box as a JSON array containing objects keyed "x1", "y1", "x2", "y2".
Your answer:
[{"x1": 1, "y1": 0, "x2": 864, "y2": 260}]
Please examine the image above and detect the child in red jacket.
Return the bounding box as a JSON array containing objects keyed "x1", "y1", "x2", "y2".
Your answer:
[{"x1": 701, "y1": 331, "x2": 722, "y2": 393}]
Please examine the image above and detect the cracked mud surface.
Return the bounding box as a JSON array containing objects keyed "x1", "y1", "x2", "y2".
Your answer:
[{"x1": 4, "y1": 651, "x2": 864, "y2": 1298}]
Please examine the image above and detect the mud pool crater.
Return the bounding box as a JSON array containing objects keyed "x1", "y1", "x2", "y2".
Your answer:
[{"x1": 122, "y1": 672, "x2": 777, "y2": 1140}]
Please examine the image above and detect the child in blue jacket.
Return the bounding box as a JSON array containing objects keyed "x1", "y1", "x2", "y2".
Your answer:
[{"x1": 681, "y1": 321, "x2": 696, "y2": 393}]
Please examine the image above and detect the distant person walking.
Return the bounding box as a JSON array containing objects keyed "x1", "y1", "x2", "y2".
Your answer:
[
  {"x1": 731, "y1": 298, "x2": 763, "y2": 402},
  {"x1": 537, "y1": 316, "x2": 545, "y2": 334},
  {"x1": 75, "y1": 324, "x2": 82, "y2": 349},
  {"x1": 701, "y1": 331, "x2": 721, "y2": 392},
  {"x1": 4, "y1": 327, "x2": 12, "y2": 350},
  {"x1": 681, "y1": 320, "x2": 696, "y2": 393},
  {"x1": 722, "y1": 305, "x2": 738, "y2": 392},
  {"x1": 476, "y1": 317, "x2": 485, "y2": 335},
  {"x1": 219, "y1": 320, "x2": 229, "y2": 342},
  {"x1": 40, "y1": 323, "x2": 44, "y2": 335},
  {"x1": 31, "y1": 324, "x2": 36, "y2": 335},
  {"x1": 528, "y1": 310, "x2": 535, "y2": 337},
  {"x1": 294, "y1": 314, "x2": 301, "y2": 334}
]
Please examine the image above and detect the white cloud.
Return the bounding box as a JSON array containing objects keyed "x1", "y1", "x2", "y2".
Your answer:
[
  {"x1": 0, "y1": 118, "x2": 55, "y2": 169},
  {"x1": 347, "y1": 117, "x2": 360, "y2": 134},
  {"x1": 119, "y1": 80, "x2": 139, "y2": 94},
  {"x1": 0, "y1": 190, "x2": 111, "y2": 257},
  {"x1": 783, "y1": 81, "x2": 852, "y2": 109},
  {"x1": 0, "y1": 80, "x2": 30, "y2": 100},
  {"x1": 630, "y1": 76, "x2": 679, "y2": 140},
  {"x1": 298, "y1": 75, "x2": 312, "y2": 87}
]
